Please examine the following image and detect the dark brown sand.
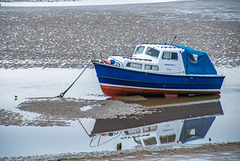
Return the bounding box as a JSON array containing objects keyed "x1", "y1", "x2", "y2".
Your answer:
[{"x1": 0, "y1": 96, "x2": 150, "y2": 126}]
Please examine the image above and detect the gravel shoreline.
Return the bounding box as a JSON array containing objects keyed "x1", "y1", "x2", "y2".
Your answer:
[{"x1": 2, "y1": 142, "x2": 239, "y2": 161}]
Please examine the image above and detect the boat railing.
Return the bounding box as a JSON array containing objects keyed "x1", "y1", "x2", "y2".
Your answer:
[
  {"x1": 109, "y1": 56, "x2": 125, "y2": 67},
  {"x1": 122, "y1": 56, "x2": 152, "y2": 62}
]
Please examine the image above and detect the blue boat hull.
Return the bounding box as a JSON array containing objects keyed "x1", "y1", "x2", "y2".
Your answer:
[{"x1": 93, "y1": 63, "x2": 225, "y2": 97}]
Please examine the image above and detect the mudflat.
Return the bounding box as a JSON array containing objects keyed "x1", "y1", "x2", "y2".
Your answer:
[{"x1": 1, "y1": 1, "x2": 240, "y2": 69}]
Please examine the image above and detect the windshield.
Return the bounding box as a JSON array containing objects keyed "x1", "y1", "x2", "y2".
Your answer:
[
  {"x1": 134, "y1": 46, "x2": 145, "y2": 54},
  {"x1": 145, "y1": 47, "x2": 160, "y2": 58}
]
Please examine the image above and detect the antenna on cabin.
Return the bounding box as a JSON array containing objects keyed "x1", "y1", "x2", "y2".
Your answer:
[{"x1": 169, "y1": 35, "x2": 177, "y2": 45}]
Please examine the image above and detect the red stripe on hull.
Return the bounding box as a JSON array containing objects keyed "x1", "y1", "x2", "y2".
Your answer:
[{"x1": 100, "y1": 85, "x2": 220, "y2": 97}]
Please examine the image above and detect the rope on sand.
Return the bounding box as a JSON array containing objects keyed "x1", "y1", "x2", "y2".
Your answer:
[{"x1": 26, "y1": 60, "x2": 92, "y2": 100}]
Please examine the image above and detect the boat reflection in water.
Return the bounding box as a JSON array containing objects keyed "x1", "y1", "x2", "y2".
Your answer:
[{"x1": 81, "y1": 95, "x2": 223, "y2": 149}]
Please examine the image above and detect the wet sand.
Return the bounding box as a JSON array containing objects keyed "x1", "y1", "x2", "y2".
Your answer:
[
  {"x1": 6, "y1": 142, "x2": 240, "y2": 160},
  {"x1": 59, "y1": 142, "x2": 240, "y2": 161},
  {"x1": 0, "y1": 0, "x2": 240, "y2": 69}
]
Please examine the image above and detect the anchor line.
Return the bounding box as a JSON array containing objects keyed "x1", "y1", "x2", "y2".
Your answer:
[
  {"x1": 25, "y1": 60, "x2": 92, "y2": 100},
  {"x1": 60, "y1": 60, "x2": 92, "y2": 98}
]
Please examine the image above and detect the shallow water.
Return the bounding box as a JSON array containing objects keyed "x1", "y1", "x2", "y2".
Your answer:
[{"x1": 0, "y1": 67, "x2": 240, "y2": 158}]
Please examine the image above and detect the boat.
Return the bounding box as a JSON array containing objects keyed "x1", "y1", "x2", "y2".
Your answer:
[{"x1": 92, "y1": 42, "x2": 225, "y2": 97}]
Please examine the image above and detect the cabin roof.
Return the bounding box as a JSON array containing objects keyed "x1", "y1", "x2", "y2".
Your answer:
[{"x1": 140, "y1": 44, "x2": 183, "y2": 51}]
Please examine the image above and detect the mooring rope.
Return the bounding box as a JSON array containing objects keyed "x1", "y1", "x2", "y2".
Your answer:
[
  {"x1": 26, "y1": 60, "x2": 92, "y2": 100},
  {"x1": 59, "y1": 60, "x2": 92, "y2": 98}
]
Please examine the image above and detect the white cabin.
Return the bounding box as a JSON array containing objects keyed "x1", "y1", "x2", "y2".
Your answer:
[
  {"x1": 106, "y1": 44, "x2": 186, "y2": 75},
  {"x1": 120, "y1": 120, "x2": 184, "y2": 146}
]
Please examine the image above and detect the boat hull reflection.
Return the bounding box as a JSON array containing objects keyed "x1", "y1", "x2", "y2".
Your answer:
[
  {"x1": 92, "y1": 100, "x2": 223, "y2": 134},
  {"x1": 89, "y1": 98, "x2": 223, "y2": 147}
]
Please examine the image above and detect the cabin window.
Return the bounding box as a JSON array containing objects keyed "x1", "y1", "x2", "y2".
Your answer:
[
  {"x1": 190, "y1": 54, "x2": 198, "y2": 63},
  {"x1": 134, "y1": 46, "x2": 145, "y2": 54},
  {"x1": 160, "y1": 134, "x2": 176, "y2": 144},
  {"x1": 126, "y1": 62, "x2": 142, "y2": 69},
  {"x1": 143, "y1": 125, "x2": 157, "y2": 132},
  {"x1": 143, "y1": 137, "x2": 157, "y2": 145},
  {"x1": 162, "y1": 52, "x2": 178, "y2": 60},
  {"x1": 124, "y1": 128, "x2": 140, "y2": 135},
  {"x1": 145, "y1": 47, "x2": 160, "y2": 58},
  {"x1": 144, "y1": 64, "x2": 159, "y2": 71},
  {"x1": 134, "y1": 137, "x2": 142, "y2": 145},
  {"x1": 187, "y1": 128, "x2": 196, "y2": 138}
]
